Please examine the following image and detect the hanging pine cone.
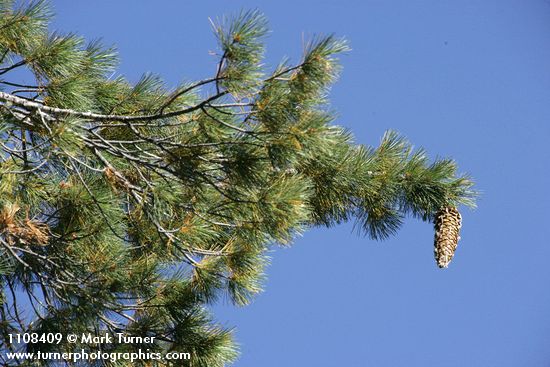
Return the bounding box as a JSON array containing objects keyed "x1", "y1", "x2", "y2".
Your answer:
[{"x1": 433, "y1": 206, "x2": 462, "y2": 268}]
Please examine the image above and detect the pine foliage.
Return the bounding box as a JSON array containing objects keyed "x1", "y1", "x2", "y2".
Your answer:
[{"x1": 0, "y1": 1, "x2": 475, "y2": 365}]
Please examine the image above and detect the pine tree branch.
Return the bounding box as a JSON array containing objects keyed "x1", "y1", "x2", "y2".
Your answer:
[
  {"x1": 158, "y1": 76, "x2": 223, "y2": 114},
  {"x1": 0, "y1": 60, "x2": 27, "y2": 76},
  {"x1": 0, "y1": 90, "x2": 229, "y2": 122},
  {"x1": 0, "y1": 81, "x2": 40, "y2": 89}
]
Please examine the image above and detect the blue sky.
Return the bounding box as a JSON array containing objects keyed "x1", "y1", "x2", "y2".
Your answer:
[{"x1": 48, "y1": 1, "x2": 550, "y2": 366}]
